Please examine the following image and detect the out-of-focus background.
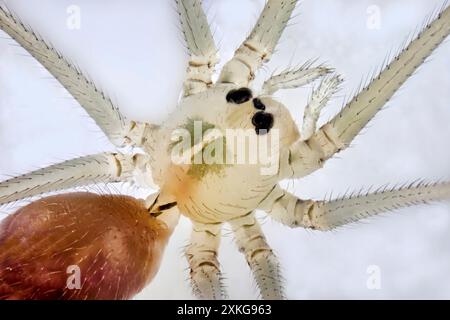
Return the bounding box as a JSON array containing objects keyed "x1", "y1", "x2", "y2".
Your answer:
[{"x1": 0, "y1": 0, "x2": 449, "y2": 299}]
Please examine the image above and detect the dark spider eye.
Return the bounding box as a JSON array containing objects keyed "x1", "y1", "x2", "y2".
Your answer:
[
  {"x1": 226, "y1": 88, "x2": 253, "y2": 104},
  {"x1": 252, "y1": 111, "x2": 274, "y2": 135},
  {"x1": 252, "y1": 98, "x2": 266, "y2": 111}
]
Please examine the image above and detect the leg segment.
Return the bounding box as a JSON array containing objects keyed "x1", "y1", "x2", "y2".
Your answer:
[
  {"x1": 0, "y1": 153, "x2": 149, "y2": 206},
  {"x1": 327, "y1": 5, "x2": 450, "y2": 153},
  {"x1": 185, "y1": 222, "x2": 226, "y2": 299},
  {"x1": 259, "y1": 183, "x2": 450, "y2": 231},
  {"x1": 301, "y1": 74, "x2": 342, "y2": 140},
  {"x1": 0, "y1": 7, "x2": 140, "y2": 147},
  {"x1": 229, "y1": 213, "x2": 285, "y2": 300},
  {"x1": 261, "y1": 61, "x2": 332, "y2": 95},
  {"x1": 218, "y1": 0, "x2": 298, "y2": 86},
  {"x1": 284, "y1": 5, "x2": 450, "y2": 178},
  {"x1": 176, "y1": 0, "x2": 219, "y2": 96}
]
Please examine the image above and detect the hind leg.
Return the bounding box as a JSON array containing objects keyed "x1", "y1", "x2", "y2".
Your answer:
[
  {"x1": 185, "y1": 222, "x2": 226, "y2": 299},
  {"x1": 283, "y1": 6, "x2": 450, "y2": 179},
  {"x1": 229, "y1": 213, "x2": 284, "y2": 300}
]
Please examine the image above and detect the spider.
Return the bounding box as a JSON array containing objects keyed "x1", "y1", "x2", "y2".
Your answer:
[{"x1": 0, "y1": 0, "x2": 449, "y2": 300}]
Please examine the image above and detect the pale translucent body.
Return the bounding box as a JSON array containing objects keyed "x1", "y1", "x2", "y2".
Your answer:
[{"x1": 0, "y1": 1, "x2": 449, "y2": 300}]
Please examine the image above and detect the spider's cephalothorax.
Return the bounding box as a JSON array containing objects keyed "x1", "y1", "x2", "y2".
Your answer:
[
  {"x1": 0, "y1": 1, "x2": 449, "y2": 300},
  {"x1": 150, "y1": 85, "x2": 300, "y2": 224}
]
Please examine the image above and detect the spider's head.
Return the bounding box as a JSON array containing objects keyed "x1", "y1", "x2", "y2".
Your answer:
[
  {"x1": 225, "y1": 87, "x2": 299, "y2": 148},
  {"x1": 165, "y1": 86, "x2": 300, "y2": 179}
]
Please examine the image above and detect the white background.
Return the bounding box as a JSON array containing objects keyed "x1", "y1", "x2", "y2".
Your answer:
[{"x1": 0, "y1": 0, "x2": 449, "y2": 299}]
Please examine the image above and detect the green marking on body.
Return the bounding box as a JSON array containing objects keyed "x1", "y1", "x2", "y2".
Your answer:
[{"x1": 170, "y1": 118, "x2": 230, "y2": 180}]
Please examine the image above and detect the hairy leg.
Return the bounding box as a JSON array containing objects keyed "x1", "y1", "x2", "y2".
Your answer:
[
  {"x1": 0, "y1": 6, "x2": 148, "y2": 147},
  {"x1": 259, "y1": 183, "x2": 450, "y2": 231},
  {"x1": 262, "y1": 61, "x2": 331, "y2": 95},
  {"x1": 302, "y1": 74, "x2": 342, "y2": 140},
  {"x1": 218, "y1": 0, "x2": 298, "y2": 86},
  {"x1": 284, "y1": 5, "x2": 450, "y2": 179},
  {"x1": 185, "y1": 222, "x2": 226, "y2": 299},
  {"x1": 0, "y1": 153, "x2": 149, "y2": 206},
  {"x1": 176, "y1": 0, "x2": 219, "y2": 96},
  {"x1": 229, "y1": 213, "x2": 284, "y2": 300}
]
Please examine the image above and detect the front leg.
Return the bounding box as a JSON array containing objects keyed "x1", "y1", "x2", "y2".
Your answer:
[
  {"x1": 229, "y1": 213, "x2": 285, "y2": 300},
  {"x1": 259, "y1": 183, "x2": 450, "y2": 231},
  {"x1": 218, "y1": 0, "x2": 298, "y2": 86},
  {"x1": 176, "y1": 0, "x2": 219, "y2": 96},
  {"x1": 185, "y1": 222, "x2": 226, "y2": 300}
]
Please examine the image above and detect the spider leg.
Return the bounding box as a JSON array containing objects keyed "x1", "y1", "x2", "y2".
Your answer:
[
  {"x1": 185, "y1": 222, "x2": 226, "y2": 299},
  {"x1": 0, "y1": 7, "x2": 150, "y2": 148},
  {"x1": 261, "y1": 61, "x2": 332, "y2": 95},
  {"x1": 0, "y1": 153, "x2": 151, "y2": 206},
  {"x1": 176, "y1": 0, "x2": 219, "y2": 97},
  {"x1": 218, "y1": 0, "x2": 298, "y2": 86},
  {"x1": 301, "y1": 74, "x2": 343, "y2": 141},
  {"x1": 259, "y1": 183, "x2": 450, "y2": 231},
  {"x1": 229, "y1": 213, "x2": 285, "y2": 300},
  {"x1": 283, "y1": 5, "x2": 450, "y2": 179}
]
